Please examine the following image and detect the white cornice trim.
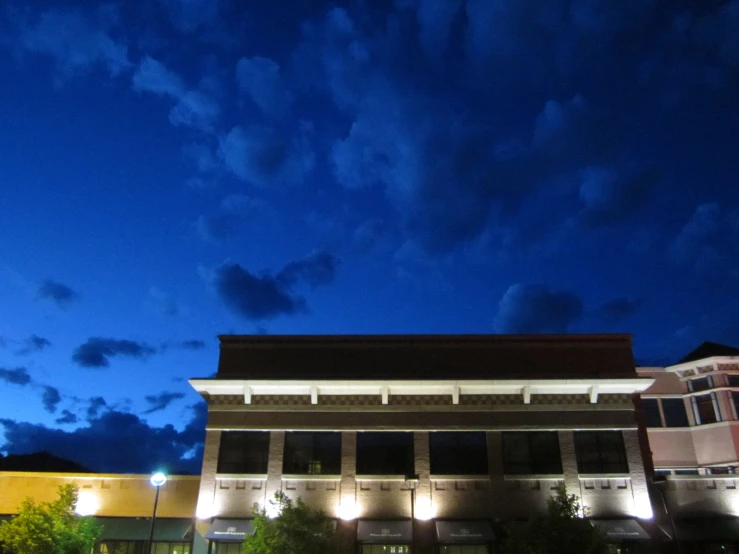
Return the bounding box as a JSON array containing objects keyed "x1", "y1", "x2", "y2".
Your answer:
[
  {"x1": 666, "y1": 356, "x2": 739, "y2": 373},
  {"x1": 189, "y1": 378, "x2": 653, "y2": 404}
]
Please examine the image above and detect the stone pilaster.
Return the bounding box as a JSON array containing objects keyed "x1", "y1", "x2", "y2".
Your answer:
[
  {"x1": 623, "y1": 429, "x2": 652, "y2": 518},
  {"x1": 558, "y1": 430, "x2": 581, "y2": 497},
  {"x1": 264, "y1": 431, "x2": 285, "y2": 508},
  {"x1": 195, "y1": 429, "x2": 221, "y2": 520}
]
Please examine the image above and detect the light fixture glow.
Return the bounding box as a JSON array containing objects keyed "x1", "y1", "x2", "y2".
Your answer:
[
  {"x1": 633, "y1": 498, "x2": 654, "y2": 520},
  {"x1": 150, "y1": 472, "x2": 167, "y2": 487},
  {"x1": 74, "y1": 492, "x2": 100, "y2": 516},
  {"x1": 337, "y1": 497, "x2": 359, "y2": 521},
  {"x1": 414, "y1": 497, "x2": 435, "y2": 521}
]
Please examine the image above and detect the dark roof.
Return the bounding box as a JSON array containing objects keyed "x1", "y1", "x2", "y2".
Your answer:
[
  {"x1": 678, "y1": 342, "x2": 739, "y2": 364},
  {"x1": 215, "y1": 334, "x2": 636, "y2": 380}
]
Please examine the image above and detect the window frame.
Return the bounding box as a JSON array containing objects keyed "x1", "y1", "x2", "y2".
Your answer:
[
  {"x1": 661, "y1": 398, "x2": 690, "y2": 427},
  {"x1": 574, "y1": 431, "x2": 629, "y2": 475},
  {"x1": 282, "y1": 431, "x2": 342, "y2": 475},
  {"x1": 642, "y1": 398, "x2": 663, "y2": 428},
  {"x1": 429, "y1": 431, "x2": 489, "y2": 475},
  {"x1": 356, "y1": 431, "x2": 415, "y2": 476},
  {"x1": 217, "y1": 431, "x2": 271, "y2": 474},
  {"x1": 501, "y1": 431, "x2": 563, "y2": 476},
  {"x1": 691, "y1": 393, "x2": 721, "y2": 425}
]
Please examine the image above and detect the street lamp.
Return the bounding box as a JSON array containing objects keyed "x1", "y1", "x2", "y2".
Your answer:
[{"x1": 148, "y1": 472, "x2": 167, "y2": 554}]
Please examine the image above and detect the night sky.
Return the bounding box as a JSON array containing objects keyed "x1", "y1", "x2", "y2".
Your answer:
[{"x1": 1, "y1": 0, "x2": 738, "y2": 474}]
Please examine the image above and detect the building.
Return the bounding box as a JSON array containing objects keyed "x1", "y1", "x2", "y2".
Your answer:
[
  {"x1": 189, "y1": 334, "x2": 656, "y2": 553},
  {"x1": 0, "y1": 471, "x2": 201, "y2": 553},
  {"x1": 638, "y1": 342, "x2": 739, "y2": 552}
]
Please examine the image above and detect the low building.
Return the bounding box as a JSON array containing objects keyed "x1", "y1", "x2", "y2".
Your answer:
[
  {"x1": 190, "y1": 334, "x2": 655, "y2": 553},
  {"x1": 0, "y1": 471, "x2": 201, "y2": 553}
]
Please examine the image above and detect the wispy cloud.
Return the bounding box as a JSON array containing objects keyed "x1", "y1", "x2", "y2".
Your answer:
[{"x1": 38, "y1": 280, "x2": 79, "y2": 308}]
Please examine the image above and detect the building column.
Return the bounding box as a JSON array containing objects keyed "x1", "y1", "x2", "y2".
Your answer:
[
  {"x1": 414, "y1": 431, "x2": 431, "y2": 515},
  {"x1": 338, "y1": 432, "x2": 358, "y2": 554},
  {"x1": 558, "y1": 430, "x2": 581, "y2": 498},
  {"x1": 264, "y1": 431, "x2": 285, "y2": 511},
  {"x1": 623, "y1": 429, "x2": 652, "y2": 519},
  {"x1": 195, "y1": 428, "x2": 221, "y2": 520}
]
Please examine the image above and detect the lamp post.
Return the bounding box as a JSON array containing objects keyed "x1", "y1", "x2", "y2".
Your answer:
[
  {"x1": 148, "y1": 472, "x2": 167, "y2": 554},
  {"x1": 405, "y1": 474, "x2": 419, "y2": 554}
]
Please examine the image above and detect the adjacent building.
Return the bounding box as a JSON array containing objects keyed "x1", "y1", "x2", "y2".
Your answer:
[
  {"x1": 189, "y1": 334, "x2": 655, "y2": 553},
  {"x1": 638, "y1": 342, "x2": 739, "y2": 552}
]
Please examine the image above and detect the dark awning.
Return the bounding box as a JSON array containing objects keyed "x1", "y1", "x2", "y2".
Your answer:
[
  {"x1": 675, "y1": 519, "x2": 739, "y2": 542},
  {"x1": 95, "y1": 518, "x2": 192, "y2": 541},
  {"x1": 436, "y1": 520, "x2": 495, "y2": 543},
  {"x1": 357, "y1": 520, "x2": 412, "y2": 542},
  {"x1": 205, "y1": 519, "x2": 254, "y2": 542},
  {"x1": 590, "y1": 519, "x2": 650, "y2": 541}
]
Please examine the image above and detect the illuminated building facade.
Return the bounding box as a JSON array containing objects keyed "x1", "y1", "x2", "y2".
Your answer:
[
  {"x1": 190, "y1": 334, "x2": 656, "y2": 553},
  {"x1": 638, "y1": 342, "x2": 739, "y2": 551}
]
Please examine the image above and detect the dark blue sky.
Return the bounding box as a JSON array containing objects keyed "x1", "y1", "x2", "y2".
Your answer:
[{"x1": 1, "y1": 0, "x2": 738, "y2": 473}]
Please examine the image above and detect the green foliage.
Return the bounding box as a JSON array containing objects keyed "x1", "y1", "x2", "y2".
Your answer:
[
  {"x1": 500, "y1": 483, "x2": 615, "y2": 554},
  {"x1": 0, "y1": 484, "x2": 102, "y2": 554},
  {"x1": 242, "y1": 491, "x2": 337, "y2": 554}
]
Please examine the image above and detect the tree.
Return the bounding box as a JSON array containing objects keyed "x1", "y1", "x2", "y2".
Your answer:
[
  {"x1": 500, "y1": 483, "x2": 615, "y2": 554},
  {"x1": 0, "y1": 484, "x2": 101, "y2": 554},
  {"x1": 242, "y1": 491, "x2": 337, "y2": 554}
]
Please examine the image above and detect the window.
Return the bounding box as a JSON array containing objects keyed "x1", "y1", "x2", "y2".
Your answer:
[
  {"x1": 642, "y1": 399, "x2": 662, "y2": 427},
  {"x1": 217, "y1": 431, "x2": 270, "y2": 474},
  {"x1": 152, "y1": 543, "x2": 191, "y2": 554},
  {"x1": 692, "y1": 394, "x2": 719, "y2": 425},
  {"x1": 430, "y1": 432, "x2": 488, "y2": 475},
  {"x1": 98, "y1": 543, "x2": 144, "y2": 554},
  {"x1": 574, "y1": 431, "x2": 628, "y2": 474},
  {"x1": 732, "y1": 392, "x2": 739, "y2": 419},
  {"x1": 662, "y1": 398, "x2": 689, "y2": 427},
  {"x1": 283, "y1": 432, "x2": 341, "y2": 475},
  {"x1": 674, "y1": 469, "x2": 699, "y2": 476},
  {"x1": 502, "y1": 432, "x2": 563, "y2": 475},
  {"x1": 356, "y1": 432, "x2": 414, "y2": 475},
  {"x1": 727, "y1": 375, "x2": 739, "y2": 387},
  {"x1": 98, "y1": 543, "x2": 191, "y2": 554},
  {"x1": 654, "y1": 469, "x2": 671, "y2": 477},
  {"x1": 214, "y1": 544, "x2": 242, "y2": 554},
  {"x1": 708, "y1": 467, "x2": 735, "y2": 475},
  {"x1": 688, "y1": 376, "x2": 713, "y2": 392}
]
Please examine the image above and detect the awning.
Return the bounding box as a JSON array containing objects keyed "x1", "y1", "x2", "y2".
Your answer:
[
  {"x1": 357, "y1": 520, "x2": 413, "y2": 542},
  {"x1": 590, "y1": 519, "x2": 650, "y2": 541},
  {"x1": 675, "y1": 519, "x2": 739, "y2": 542},
  {"x1": 436, "y1": 520, "x2": 495, "y2": 543},
  {"x1": 94, "y1": 517, "x2": 192, "y2": 541},
  {"x1": 205, "y1": 519, "x2": 254, "y2": 542}
]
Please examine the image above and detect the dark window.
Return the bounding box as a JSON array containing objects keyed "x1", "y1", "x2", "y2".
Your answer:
[
  {"x1": 674, "y1": 469, "x2": 699, "y2": 476},
  {"x1": 654, "y1": 469, "x2": 671, "y2": 476},
  {"x1": 728, "y1": 375, "x2": 739, "y2": 387},
  {"x1": 692, "y1": 394, "x2": 719, "y2": 424},
  {"x1": 502, "y1": 432, "x2": 563, "y2": 475},
  {"x1": 429, "y1": 432, "x2": 488, "y2": 475},
  {"x1": 356, "y1": 432, "x2": 414, "y2": 475},
  {"x1": 662, "y1": 398, "x2": 690, "y2": 427},
  {"x1": 283, "y1": 432, "x2": 341, "y2": 475},
  {"x1": 688, "y1": 376, "x2": 713, "y2": 392},
  {"x1": 574, "y1": 431, "x2": 629, "y2": 474},
  {"x1": 217, "y1": 431, "x2": 270, "y2": 474},
  {"x1": 642, "y1": 399, "x2": 662, "y2": 427},
  {"x1": 732, "y1": 392, "x2": 739, "y2": 419},
  {"x1": 98, "y1": 543, "x2": 191, "y2": 554},
  {"x1": 709, "y1": 467, "x2": 735, "y2": 475}
]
